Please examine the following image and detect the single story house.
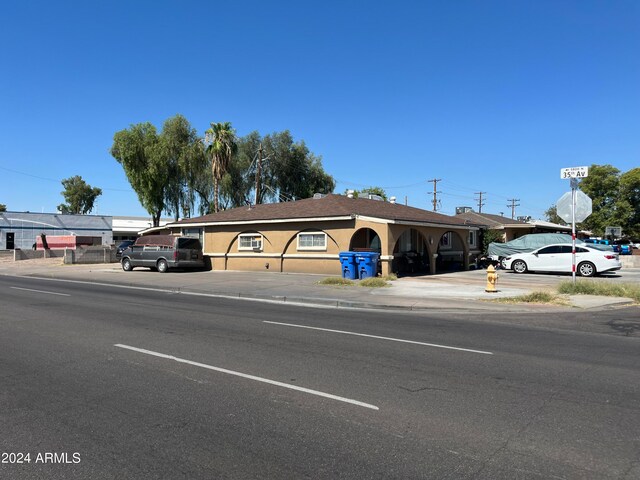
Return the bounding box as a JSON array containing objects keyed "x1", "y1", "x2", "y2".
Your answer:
[
  {"x1": 455, "y1": 210, "x2": 573, "y2": 243},
  {"x1": 142, "y1": 193, "x2": 481, "y2": 276},
  {"x1": 455, "y1": 211, "x2": 533, "y2": 242}
]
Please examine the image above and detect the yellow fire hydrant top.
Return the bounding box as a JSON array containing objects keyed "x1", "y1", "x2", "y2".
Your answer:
[{"x1": 486, "y1": 264, "x2": 498, "y2": 293}]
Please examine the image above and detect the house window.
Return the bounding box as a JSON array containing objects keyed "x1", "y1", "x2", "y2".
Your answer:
[
  {"x1": 238, "y1": 234, "x2": 262, "y2": 251},
  {"x1": 182, "y1": 228, "x2": 204, "y2": 248},
  {"x1": 440, "y1": 232, "x2": 452, "y2": 249},
  {"x1": 297, "y1": 232, "x2": 327, "y2": 250},
  {"x1": 469, "y1": 231, "x2": 477, "y2": 247}
]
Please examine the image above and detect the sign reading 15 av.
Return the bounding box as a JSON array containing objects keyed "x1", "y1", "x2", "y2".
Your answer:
[{"x1": 560, "y1": 166, "x2": 589, "y2": 179}]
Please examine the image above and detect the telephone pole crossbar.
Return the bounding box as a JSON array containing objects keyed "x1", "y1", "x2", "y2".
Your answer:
[
  {"x1": 507, "y1": 198, "x2": 520, "y2": 219},
  {"x1": 428, "y1": 178, "x2": 441, "y2": 212},
  {"x1": 474, "y1": 191, "x2": 486, "y2": 213}
]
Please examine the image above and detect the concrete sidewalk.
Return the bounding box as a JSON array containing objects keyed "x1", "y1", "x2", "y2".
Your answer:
[{"x1": 0, "y1": 258, "x2": 635, "y2": 312}]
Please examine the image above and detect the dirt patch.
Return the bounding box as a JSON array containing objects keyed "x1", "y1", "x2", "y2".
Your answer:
[{"x1": 0, "y1": 257, "x2": 64, "y2": 267}]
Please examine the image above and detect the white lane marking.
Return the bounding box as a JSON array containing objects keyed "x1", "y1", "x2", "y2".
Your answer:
[
  {"x1": 114, "y1": 344, "x2": 379, "y2": 411},
  {"x1": 10, "y1": 286, "x2": 71, "y2": 297},
  {"x1": 263, "y1": 321, "x2": 493, "y2": 355}
]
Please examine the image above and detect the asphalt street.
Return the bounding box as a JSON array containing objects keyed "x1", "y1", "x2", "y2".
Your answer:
[{"x1": 1, "y1": 275, "x2": 639, "y2": 479}]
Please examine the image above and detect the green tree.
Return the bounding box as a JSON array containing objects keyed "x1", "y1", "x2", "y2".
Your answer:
[
  {"x1": 0, "y1": 204, "x2": 6, "y2": 212},
  {"x1": 261, "y1": 130, "x2": 335, "y2": 202},
  {"x1": 217, "y1": 130, "x2": 335, "y2": 208},
  {"x1": 220, "y1": 131, "x2": 260, "y2": 208},
  {"x1": 205, "y1": 122, "x2": 237, "y2": 213},
  {"x1": 157, "y1": 114, "x2": 206, "y2": 220},
  {"x1": 111, "y1": 122, "x2": 166, "y2": 226},
  {"x1": 619, "y1": 167, "x2": 640, "y2": 238},
  {"x1": 57, "y1": 176, "x2": 102, "y2": 214},
  {"x1": 578, "y1": 164, "x2": 624, "y2": 236},
  {"x1": 344, "y1": 186, "x2": 388, "y2": 200},
  {"x1": 544, "y1": 205, "x2": 567, "y2": 225},
  {"x1": 481, "y1": 229, "x2": 503, "y2": 254}
]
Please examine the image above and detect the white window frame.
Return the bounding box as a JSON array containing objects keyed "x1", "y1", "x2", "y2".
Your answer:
[
  {"x1": 469, "y1": 230, "x2": 477, "y2": 248},
  {"x1": 297, "y1": 232, "x2": 327, "y2": 251},
  {"x1": 238, "y1": 233, "x2": 263, "y2": 251}
]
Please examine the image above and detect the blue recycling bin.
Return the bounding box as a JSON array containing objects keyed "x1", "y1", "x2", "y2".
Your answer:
[
  {"x1": 356, "y1": 252, "x2": 380, "y2": 279},
  {"x1": 339, "y1": 252, "x2": 358, "y2": 280}
]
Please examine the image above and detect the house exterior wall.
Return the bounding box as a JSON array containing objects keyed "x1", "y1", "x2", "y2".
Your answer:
[
  {"x1": 174, "y1": 218, "x2": 473, "y2": 276},
  {"x1": 503, "y1": 227, "x2": 534, "y2": 242},
  {"x1": 203, "y1": 219, "x2": 356, "y2": 275}
]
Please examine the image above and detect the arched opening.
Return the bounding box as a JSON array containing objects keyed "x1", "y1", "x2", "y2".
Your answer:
[
  {"x1": 349, "y1": 228, "x2": 381, "y2": 253},
  {"x1": 392, "y1": 229, "x2": 429, "y2": 275},
  {"x1": 436, "y1": 230, "x2": 466, "y2": 272}
]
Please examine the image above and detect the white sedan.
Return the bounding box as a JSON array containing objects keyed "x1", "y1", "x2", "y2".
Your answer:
[{"x1": 503, "y1": 243, "x2": 622, "y2": 277}]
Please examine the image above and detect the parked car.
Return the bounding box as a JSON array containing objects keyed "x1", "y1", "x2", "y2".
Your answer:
[
  {"x1": 121, "y1": 235, "x2": 204, "y2": 273},
  {"x1": 611, "y1": 240, "x2": 634, "y2": 255},
  {"x1": 584, "y1": 238, "x2": 621, "y2": 253},
  {"x1": 115, "y1": 240, "x2": 135, "y2": 260},
  {"x1": 619, "y1": 244, "x2": 632, "y2": 255},
  {"x1": 503, "y1": 243, "x2": 621, "y2": 277},
  {"x1": 490, "y1": 234, "x2": 613, "y2": 268}
]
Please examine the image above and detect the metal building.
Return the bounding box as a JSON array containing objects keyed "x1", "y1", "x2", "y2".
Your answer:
[{"x1": 0, "y1": 211, "x2": 113, "y2": 250}]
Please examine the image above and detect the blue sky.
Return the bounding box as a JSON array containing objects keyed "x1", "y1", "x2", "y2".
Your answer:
[{"x1": 1, "y1": 1, "x2": 638, "y2": 220}]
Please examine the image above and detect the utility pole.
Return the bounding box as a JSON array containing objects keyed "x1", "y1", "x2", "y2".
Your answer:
[
  {"x1": 254, "y1": 143, "x2": 263, "y2": 205},
  {"x1": 507, "y1": 198, "x2": 520, "y2": 219},
  {"x1": 428, "y1": 178, "x2": 441, "y2": 212},
  {"x1": 474, "y1": 191, "x2": 486, "y2": 213}
]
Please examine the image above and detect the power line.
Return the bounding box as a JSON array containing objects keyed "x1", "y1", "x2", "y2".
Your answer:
[
  {"x1": 0, "y1": 166, "x2": 131, "y2": 192},
  {"x1": 334, "y1": 178, "x2": 427, "y2": 190}
]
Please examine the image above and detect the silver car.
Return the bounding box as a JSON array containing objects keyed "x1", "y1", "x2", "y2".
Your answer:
[{"x1": 121, "y1": 235, "x2": 204, "y2": 273}]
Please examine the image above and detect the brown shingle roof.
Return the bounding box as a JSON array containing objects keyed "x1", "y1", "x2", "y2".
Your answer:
[
  {"x1": 175, "y1": 194, "x2": 470, "y2": 227},
  {"x1": 456, "y1": 211, "x2": 531, "y2": 227}
]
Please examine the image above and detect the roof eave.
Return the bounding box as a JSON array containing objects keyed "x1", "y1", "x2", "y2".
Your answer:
[
  {"x1": 356, "y1": 215, "x2": 474, "y2": 230},
  {"x1": 166, "y1": 215, "x2": 356, "y2": 229}
]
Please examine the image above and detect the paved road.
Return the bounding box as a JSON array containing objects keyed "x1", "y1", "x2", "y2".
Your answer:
[
  {"x1": 1, "y1": 275, "x2": 639, "y2": 479},
  {"x1": 3, "y1": 259, "x2": 639, "y2": 313}
]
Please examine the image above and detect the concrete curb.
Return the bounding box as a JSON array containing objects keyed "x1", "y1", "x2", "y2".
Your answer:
[
  {"x1": 6, "y1": 272, "x2": 626, "y2": 314},
  {"x1": 1, "y1": 262, "x2": 638, "y2": 313}
]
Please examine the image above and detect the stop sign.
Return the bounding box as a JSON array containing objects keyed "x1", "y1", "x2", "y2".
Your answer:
[{"x1": 556, "y1": 190, "x2": 592, "y2": 223}]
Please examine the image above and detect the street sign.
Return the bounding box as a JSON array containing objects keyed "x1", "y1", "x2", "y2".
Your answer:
[
  {"x1": 556, "y1": 190, "x2": 592, "y2": 223},
  {"x1": 558, "y1": 168, "x2": 592, "y2": 284},
  {"x1": 560, "y1": 166, "x2": 589, "y2": 179}
]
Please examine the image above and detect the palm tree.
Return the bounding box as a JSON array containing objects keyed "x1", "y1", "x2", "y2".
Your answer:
[{"x1": 205, "y1": 121, "x2": 237, "y2": 213}]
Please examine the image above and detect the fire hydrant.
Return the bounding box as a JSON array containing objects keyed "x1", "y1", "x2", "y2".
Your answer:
[{"x1": 486, "y1": 264, "x2": 498, "y2": 293}]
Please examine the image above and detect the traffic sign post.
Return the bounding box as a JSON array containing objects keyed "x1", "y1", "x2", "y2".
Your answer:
[{"x1": 558, "y1": 167, "x2": 591, "y2": 283}]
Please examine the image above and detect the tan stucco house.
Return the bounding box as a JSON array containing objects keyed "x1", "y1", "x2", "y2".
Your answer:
[{"x1": 145, "y1": 194, "x2": 480, "y2": 276}]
